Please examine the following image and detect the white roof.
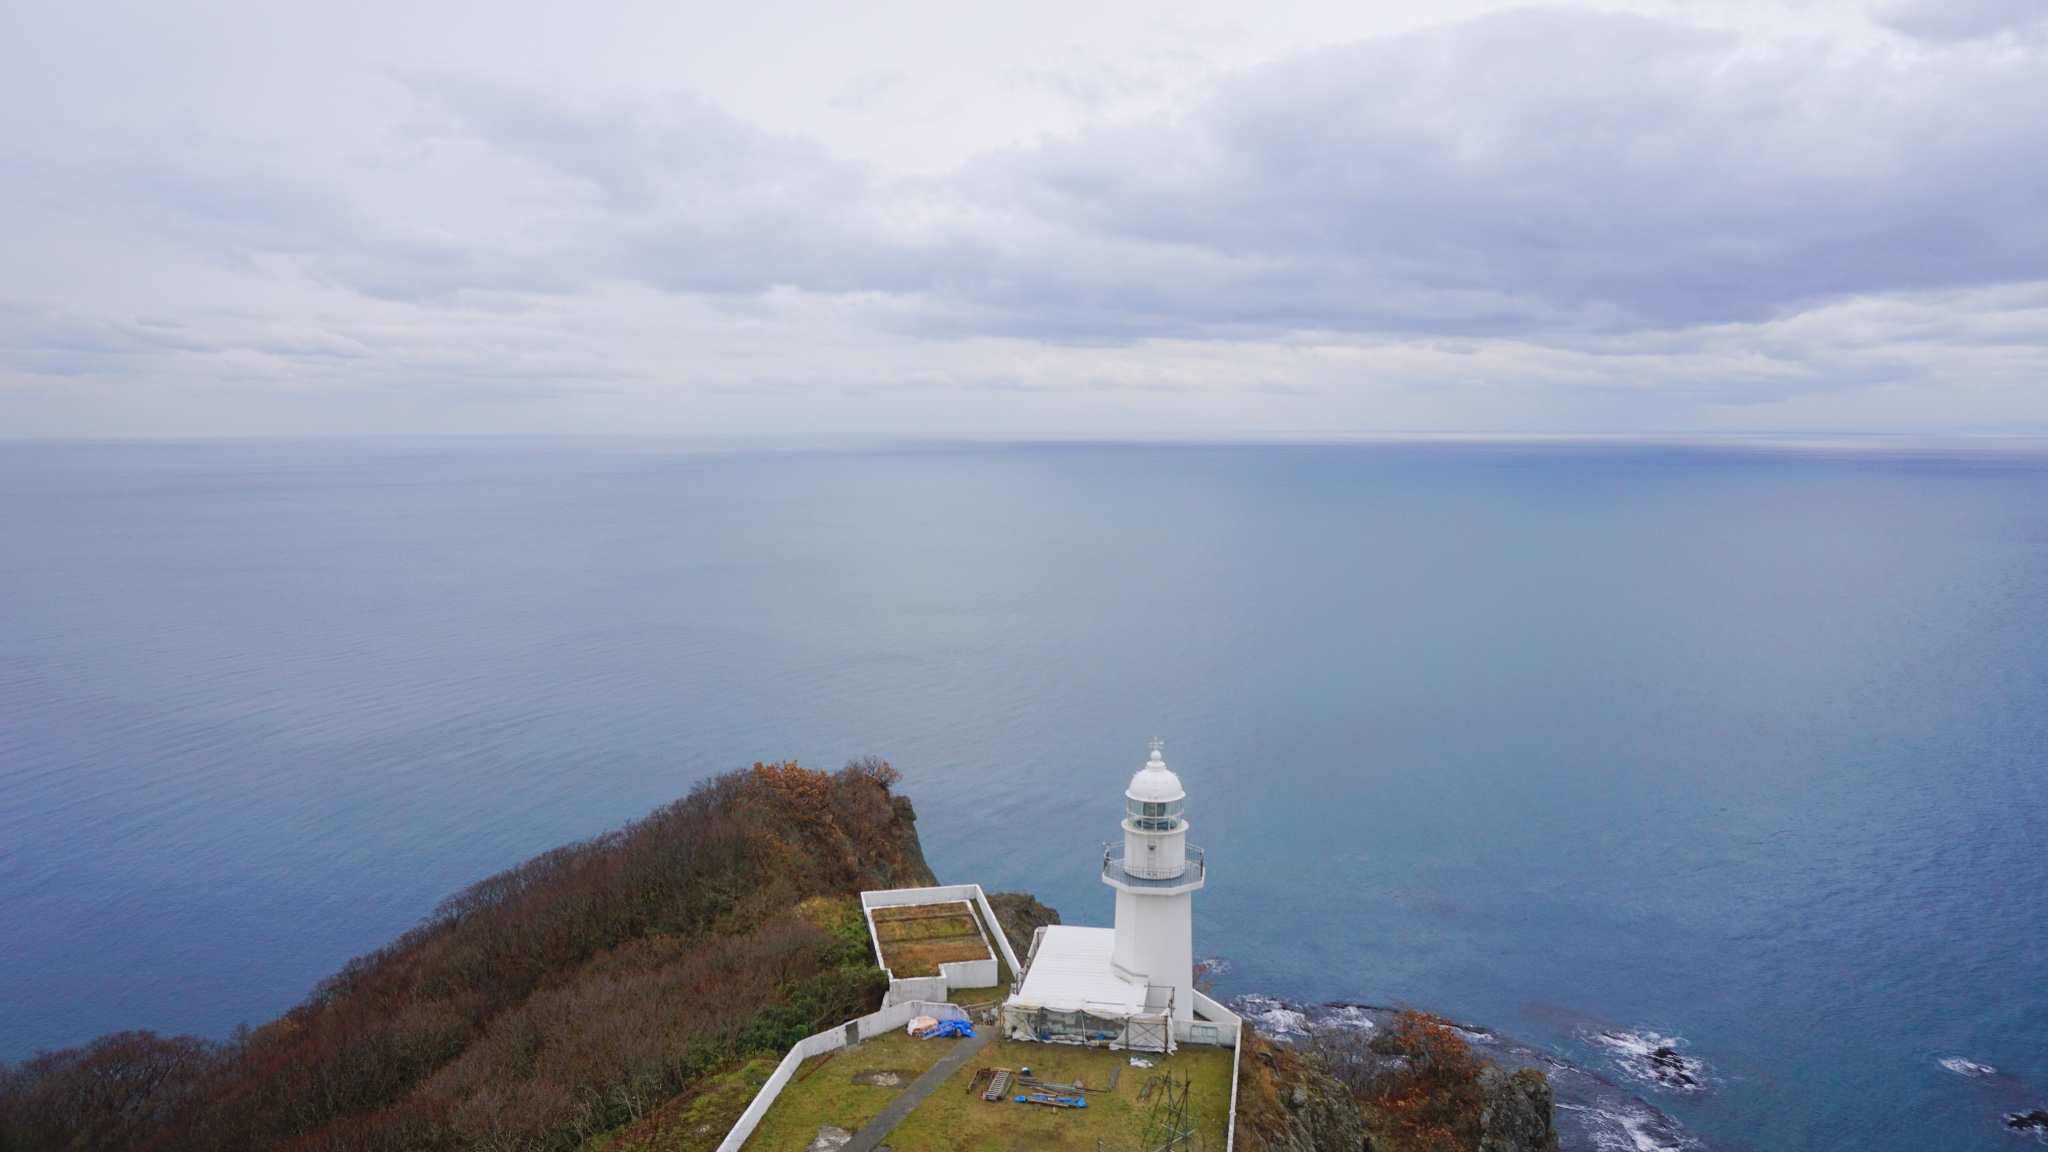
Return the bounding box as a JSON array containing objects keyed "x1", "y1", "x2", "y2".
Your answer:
[
  {"x1": 1007, "y1": 926, "x2": 1149, "y2": 1015},
  {"x1": 1126, "y1": 747, "x2": 1185, "y2": 803}
]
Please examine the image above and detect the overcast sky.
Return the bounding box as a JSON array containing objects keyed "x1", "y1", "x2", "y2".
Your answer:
[{"x1": 4, "y1": 0, "x2": 2047, "y2": 436}]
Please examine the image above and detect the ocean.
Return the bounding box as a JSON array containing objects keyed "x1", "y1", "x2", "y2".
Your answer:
[{"x1": 1, "y1": 439, "x2": 2044, "y2": 1151}]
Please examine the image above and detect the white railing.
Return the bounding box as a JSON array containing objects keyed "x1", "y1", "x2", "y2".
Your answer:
[
  {"x1": 859, "y1": 884, "x2": 1024, "y2": 1005},
  {"x1": 1101, "y1": 844, "x2": 1206, "y2": 888}
]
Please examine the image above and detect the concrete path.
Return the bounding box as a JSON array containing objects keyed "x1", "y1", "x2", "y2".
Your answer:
[{"x1": 840, "y1": 1030, "x2": 992, "y2": 1152}]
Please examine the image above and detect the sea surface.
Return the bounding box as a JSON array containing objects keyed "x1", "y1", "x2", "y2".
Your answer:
[{"x1": 2, "y1": 439, "x2": 2045, "y2": 1151}]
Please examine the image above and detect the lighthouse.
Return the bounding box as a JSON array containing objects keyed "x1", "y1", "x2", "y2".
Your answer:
[
  {"x1": 1001, "y1": 741, "x2": 1229, "y2": 1050},
  {"x1": 1104, "y1": 741, "x2": 1205, "y2": 1020}
]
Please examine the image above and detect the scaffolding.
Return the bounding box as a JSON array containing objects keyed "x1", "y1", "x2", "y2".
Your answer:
[
  {"x1": 1097, "y1": 1070, "x2": 1208, "y2": 1152},
  {"x1": 1139, "y1": 1071, "x2": 1207, "y2": 1152},
  {"x1": 1000, "y1": 987, "x2": 1175, "y2": 1053}
]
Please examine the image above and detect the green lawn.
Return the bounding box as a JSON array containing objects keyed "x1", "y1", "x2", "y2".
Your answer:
[
  {"x1": 887, "y1": 1041, "x2": 1232, "y2": 1152},
  {"x1": 740, "y1": 1035, "x2": 1233, "y2": 1152},
  {"x1": 740, "y1": 1032, "x2": 965, "y2": 1152}
]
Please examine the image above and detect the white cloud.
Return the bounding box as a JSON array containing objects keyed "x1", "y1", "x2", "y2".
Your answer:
[{"x1": 2, "y1": 1, "x2": 2046, "y2": 434}]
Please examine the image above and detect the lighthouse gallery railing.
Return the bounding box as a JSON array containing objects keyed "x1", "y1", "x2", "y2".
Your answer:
[{"x1": 1101, "y1": 843, "x2": 1205, "y2": 888}]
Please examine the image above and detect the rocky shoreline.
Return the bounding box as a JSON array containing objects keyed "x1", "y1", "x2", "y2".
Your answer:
[{"x1": 1232, "y1": 997, "x2": 1713, "y2": 1152}]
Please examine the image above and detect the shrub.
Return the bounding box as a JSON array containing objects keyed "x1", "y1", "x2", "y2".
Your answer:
[{"x1": 1354, "y1": 1011, "x2": 1488, "y2": 1152}]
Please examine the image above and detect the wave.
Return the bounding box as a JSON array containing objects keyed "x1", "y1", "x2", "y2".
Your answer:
[
  {"x1": 1588, "y1": 1029, "x2": 1710, "y2": 1093},
  {"x1": 1316, "y1": 1003, "x2": 1379, "y2": 1034},
  {"x1": 1232, "y1": 993, "x2": 1309, "y2": 1041},
  {"x1": 1556, "y1": 1101, "x2": 1703, "y2": 1152}
]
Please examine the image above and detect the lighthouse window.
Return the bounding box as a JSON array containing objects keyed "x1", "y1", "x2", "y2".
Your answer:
[{"x1": 1127, "y1": 797, "x2": 1183, "y2": 831}]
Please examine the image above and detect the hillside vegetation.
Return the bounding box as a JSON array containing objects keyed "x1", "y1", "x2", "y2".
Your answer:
[
  {"x1": 1236, "y1": 1011, "x2": 1558, "y2": 1152},
  {"x1": 0, "y1": 759, "x2": 936, "y2": 1152}
]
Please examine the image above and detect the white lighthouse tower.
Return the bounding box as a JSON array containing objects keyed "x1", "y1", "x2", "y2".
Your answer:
[
  {"x1": 1003, "y1": 741, "x2": 1234, "y2": 1050},
  {"x1": 1104, "y1": 741, "x2": 1205, "y2": 1022}
]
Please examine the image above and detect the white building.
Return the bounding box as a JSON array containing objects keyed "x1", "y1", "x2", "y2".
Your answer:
[{"x1": 1002, "y1": 743, "x2": 1237, "y2": 1050}]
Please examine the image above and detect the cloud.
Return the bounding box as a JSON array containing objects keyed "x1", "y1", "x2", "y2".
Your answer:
[
  {"x1": 1876, "y1": 0, "x2": 2048, "y2": 43},
  {"x1": 978, "y1": 9, "x2": 2048, "y2": 334},
  {"x1": 3, "y1": 3, "x2": 2048, "y2": 432},
  {"x1": 313, "y1": 10, "x2": 2048, "y2": 341}
]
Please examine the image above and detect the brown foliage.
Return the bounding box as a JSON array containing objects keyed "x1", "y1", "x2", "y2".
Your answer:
[
  {"x1": 0, "y1": 1032, "x2": 223, "y2": 1152},
  {"x1": 2, "y1": 760, "x2": 920, "y2": 1152},
  {"x1": 1230, "y1": 1033, "x2": 1307, "y2": 1150},
  {"x1": 1357, "y1": 1011, "x2": 1489, "y2": 1152}
]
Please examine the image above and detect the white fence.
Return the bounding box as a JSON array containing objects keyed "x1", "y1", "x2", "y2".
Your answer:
[
  {"x1": 1191, "y1": 991, "x2": 1245, "y2": 1152},
  {"x1": 939, "y1": 957, "x2": 999, "y2": 988},
  {"x1": 860, "y1": 884, "x2": 1022, "y2": 1005},
  {"x1": 712, "y1": 999, "x2": 969, "y2": 1152}
]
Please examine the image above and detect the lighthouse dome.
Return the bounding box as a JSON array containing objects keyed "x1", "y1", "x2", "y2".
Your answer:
[{"x1": 1126, "y1": 747, "x2": 1185, "y2": 804}]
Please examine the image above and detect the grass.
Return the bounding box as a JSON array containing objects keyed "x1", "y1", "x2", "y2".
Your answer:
[
  {"x1": 945, "y1": 985, "x2": 1005, "y2": 1008},
  {"x1": 872, "y1": 904, "x2": 984, "y2": 939},
  {"x1": 741, "y1": 1035, "x2": 1233, "y2": 1152},
  {"x1": 886, "y1": 1040, "x2": 1232, "y2": 1152},
  {"x1": 738, "y1": 1032, "x2": 964, "y2": 1152},
  {"x1": 872, "y1": 903, "x2": 994, "y2": 978},
  {"x1": 880, "y1": 938, "x2": 996, "y2": 978}
]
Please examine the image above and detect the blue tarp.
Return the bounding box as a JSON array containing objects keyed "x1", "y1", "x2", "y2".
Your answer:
[
  {"x1": 1013, "y1": 1095, "x2": 1087, "y2": 1108},
  {"x1": 922, "y1": 1019, "x2": 976, "y2": 1039}
]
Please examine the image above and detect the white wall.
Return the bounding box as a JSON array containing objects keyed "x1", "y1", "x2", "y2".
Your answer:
[
  {"x1": 859, "y1": 884, "x2": 1023, "y2": 975},
  {"x1": 886, "y1": 975, "x2": 948, "y2": 1004},
  {"x1": 860, "y1": 883, "x2": 1022, "y2": 1006},
  {"x1": 1113, "y1": 888, "x2": 1195, "y2": 1022},
  {"x1": 938, "y1": 958, "x2": 998, "y2": 989}
]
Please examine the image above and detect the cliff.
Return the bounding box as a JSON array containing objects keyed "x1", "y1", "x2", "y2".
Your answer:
[
  {"x1": 1234, "y1": 1032, "x2": 1370, "y2": 1152},
  {"x1": 982, "y1": 891, "x2": 1061, "y2": 958},
  {"x1": 0, "y1": 760, "x2": 931, "y2": 1152}
]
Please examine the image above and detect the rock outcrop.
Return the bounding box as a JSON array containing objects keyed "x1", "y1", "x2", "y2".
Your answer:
[
  {"x1": 1234, "y1": 1033, "x2": 1369, "y2": 1152},
  {"x1": 1238, "y1": 999, "x2": 1703, "y2": 1152},
  {"x1": 1477, "y1": 1065, "x2": 1560, "y2": 1152},
  {"x1": 885, "y1": 794, "x2": 941, "y2": 890},
  {"x1": 984, "y1": 891, "x2": 1061, "y2": 959}
]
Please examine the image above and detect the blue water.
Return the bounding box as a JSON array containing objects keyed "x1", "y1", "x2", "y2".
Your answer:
[{"x1": 2, "y1": 440, "x2": 2045, "y2": 1150}]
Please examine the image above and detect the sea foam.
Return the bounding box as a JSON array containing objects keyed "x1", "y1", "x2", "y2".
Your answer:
[{"x1": 1589, "y1": 1029, "x2": 1710, "y2": 1093}]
